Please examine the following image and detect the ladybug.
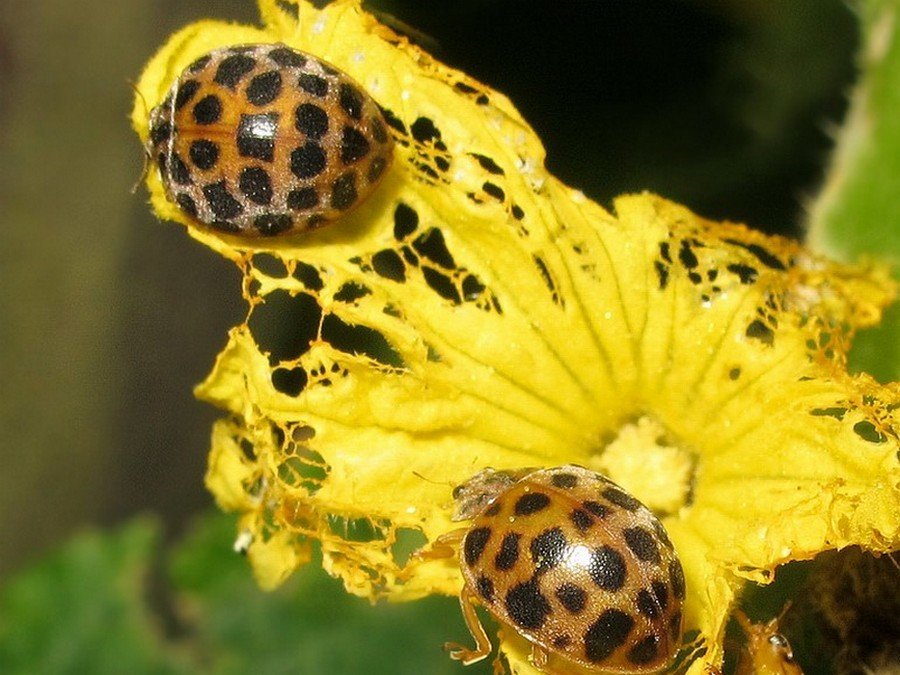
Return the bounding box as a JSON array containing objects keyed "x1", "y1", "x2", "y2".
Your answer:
[
  {"x1": 146, "y1": 44, "x2": 394, "y2": 237},
  {"x1": 433, "y1": 465, "x2": 685, "y2": 672},
  {"x1": 734, "y1": 607, "x2": 803, "y2": 675}
]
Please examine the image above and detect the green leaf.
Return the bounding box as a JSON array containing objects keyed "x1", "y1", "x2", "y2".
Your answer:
[
  {"x1": 0, "y1": 519, "x2": 187, "y2": 675},
  {"x1": 0, "y1": 514, "x2": 491, "y2": 675},
  {"x1": 808, "y1": 0, "x2": 900, "y2": 381}
]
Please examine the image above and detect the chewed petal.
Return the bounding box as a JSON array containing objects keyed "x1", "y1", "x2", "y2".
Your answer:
[{"x1": 133, "y1": 0, "x2": 900, "y2": 672}]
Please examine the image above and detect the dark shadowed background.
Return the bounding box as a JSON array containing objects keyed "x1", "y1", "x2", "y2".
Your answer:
[{"x1": 0, "y1": 0, "x2": 856, "y2": 582}]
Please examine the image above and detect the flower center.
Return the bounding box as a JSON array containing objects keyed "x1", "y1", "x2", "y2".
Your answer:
[{"x1": 587, "y1": 416, "x2": 694, "y2": 516}]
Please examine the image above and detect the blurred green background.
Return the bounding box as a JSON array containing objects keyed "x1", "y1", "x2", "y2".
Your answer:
[{"x1": 1, "y1": 0, "x2": 888, "y2": 673}]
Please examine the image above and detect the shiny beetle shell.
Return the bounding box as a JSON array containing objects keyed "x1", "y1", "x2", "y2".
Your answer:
[
  {"x1": 146, "y1": 44, "x2": 394, "y2": 237},
  {"x1": 456, "y1": 465, "x2": 685, "y2": 672}
]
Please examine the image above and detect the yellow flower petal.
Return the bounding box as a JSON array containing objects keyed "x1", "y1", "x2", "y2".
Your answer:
[{"x1": 133, "y1": 0, "x2": 899, "y2": 671}]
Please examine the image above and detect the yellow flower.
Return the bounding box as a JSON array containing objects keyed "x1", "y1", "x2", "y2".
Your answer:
[{"x1": 132, "y1": 1, "x2": 899, "y2": 672}]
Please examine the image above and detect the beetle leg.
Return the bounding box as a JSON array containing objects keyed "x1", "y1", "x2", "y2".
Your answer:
[
  {"x1": 529, "y1": 643, "x2": 548, "y2": 671},
  {"x1": 405, "y1": 528, "x2": 466, "y2": 567},
  {"x1": 446, "y1": 585, "x2": 493, "y2": 665}
]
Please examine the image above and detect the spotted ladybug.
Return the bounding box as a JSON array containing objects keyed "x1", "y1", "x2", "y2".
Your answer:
[
  {"x1": 442, "y1": 465, "x2": 685, "y2": 672},
  {"x1": 734, "y1": 607, "x2": 803, "y2": 675},
  {"x1": 146, "y1": 43, "x2": 394, "y2": 237}
]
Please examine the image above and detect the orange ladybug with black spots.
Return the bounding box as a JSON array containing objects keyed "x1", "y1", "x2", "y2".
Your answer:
[
  {"x1": 433, "y1": 465, "x2": 685, "y2": 673},
  {"x1": 146, "y1": 43, "x2": 393, "y2": 237}
]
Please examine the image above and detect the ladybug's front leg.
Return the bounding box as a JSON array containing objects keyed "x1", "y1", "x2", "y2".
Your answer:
[{"x1": 446, "y1": 584, "x2": 493, "y2": 665}]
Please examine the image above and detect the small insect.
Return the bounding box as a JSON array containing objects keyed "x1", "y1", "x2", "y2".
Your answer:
[
  {"x1": 418, "y1": 465, "x2": 685, "y2": 672},
  {"x1": 146, "y1": 43, "x2": 394, "y2": 237},
  {"x1": 734, "y1": 606, "x2": 803, "y2": 675}
]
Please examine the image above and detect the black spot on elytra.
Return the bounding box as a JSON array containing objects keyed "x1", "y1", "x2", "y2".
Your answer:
[
  {"x1": 494, "y1": 532, "x2": 521, "y2": 570},
  {"x1": 669, "y1": 612, "x2": 682, "y2": 640},
  {"x1": 203, "y1": 181, "x2": 243, "y2": 219},
  {"x1": 168, "y1": 153, "x2": 191, "y2": 185},
  {"x1": 287, "y1": 187, "x2": 319, "y2": 211},
  {"x1": 514, "y1": 492, "x2": 550, "y2": 516},
  {"x1": 652, "y1": 520, "x2": 673, "y2": 550},
  {"x1": 530, "y1": 527, "x2": 567, "y2": 572},
  {"x1": 463, "y1": 527, "x2": 491, "y2": 567},
  {"x1": 174, "y1": 79, "x2": 200, "y2": 109},
  {"x1": 298, "y1": 72, "x2": 328, "y2": 96},
  {"x1": 339, "y1": 83, "x2": 364, "y2": 120},
  {"x1": 340, "y1": 126, "x2": 371, "y2": 164},
  {"x1": 636, "y1": 588, "x2": 661, "y2": 619},
  {"x1": 189, "y1": 139, "x2": 219, "y2": 170},
  {"x1": 729, "y1": 367, "x2": 741, "y2": 380},
  {"x1": 331, "y1": 172, "x2": 358, "y2": 210},
  {"x1": 745, "y1": 319, "x2": 774, "y2": 346},
  {"x1": 149, "y1": 119, "x2": 171, "y2": 146},
  {"x1": 246, "y1": 70, "x2": 282, "y2": 106},
  {"x1": 366, "y1": 156, "x2": 387, "y2": 183},
  {"x1": 192, "y1": 95, "x2": 222, "y2": 125},
  {"x1": 628, "y1": 635, "x2": 660, "y2": 665},
  {"x1": 214, "y1": 53, "x2": 256, "y2": 89},
  {"x1": 670, "y1": 559, "x2": 686, "y2": 600},
  {"x1": 589, "y1": 546, "x2": 627, "y2": 591},
  {"x1": 551, "y1": 472, "x2": 579, "y2": 489},
  {"x1": 570, "y1": 508, "x2": 594, "y2": 532},
  {"x1": 268, "y1": 46, "x2": 306, "y2": 69},
  {"x1": 211, "y1": 219, "x2": 241, "y2": 233},
  {"x1": 652, "y1": 581, "x2": 669, "y2": 610},
  {"x1": 238, "y1": 167, "x2": 273, "y2": 205},
  {"x1": 511, "y1": 204, "x2": 525, "y2": 220},
  {"x1": 483, "y1": 501, "x2": 501, "y2": 517},
  {"x1": 552, "y1": 634, "x2": 572, "y2": 649},
  {"x1": 555, "y1": 583, "x2": 587, "y2": 614},
  {"x1": 505, "y1": 580, "x2": 551, "y2": 630},
  {"x1": 290, "y1": 142, "x2": 327, "y2": 178},
  {"x1": 727, "y1": 263, "x2": 759, "y2": 284},
  {"x1": 476, "y1": 574, "x2": 494, "y2": 602},
  {"x1": 584, "y1": 609, "x2": 635, "y2": 663},
  {"x1": 370, "y1": 117, "x2": 388, "y2": 144},
  {"x1": 254, "y1": 213, "x2": 293, "y2": 236},
  {"x1": 602, "y1": 487, "x2": 642, "y2": 512},
  {"x1": 175, "y1": 193, "x2": 197, "y2": 218},
  {"x1": 237, "y1": 113, "x2": 278, "y2": 161},
  {"x1": 583, "y1": 501, "x2": 611, "y2": 519},
  {"x1": 295, "y1": 103, "x2": 329, "y2": 139},
  {"x1": 393, "y1": 203, "x2": 418, "y2": 240},
  {"x1": 187, "y1": 54, "x2": 211, "y2": 73},
  {"x1": 624, "y1": 527, "x2": 661, "y2": 563}
]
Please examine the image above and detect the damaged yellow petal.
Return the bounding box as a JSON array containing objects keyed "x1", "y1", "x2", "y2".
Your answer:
[{"x1": 133, "y1": 0, "x2": 900, "y2": 671}]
